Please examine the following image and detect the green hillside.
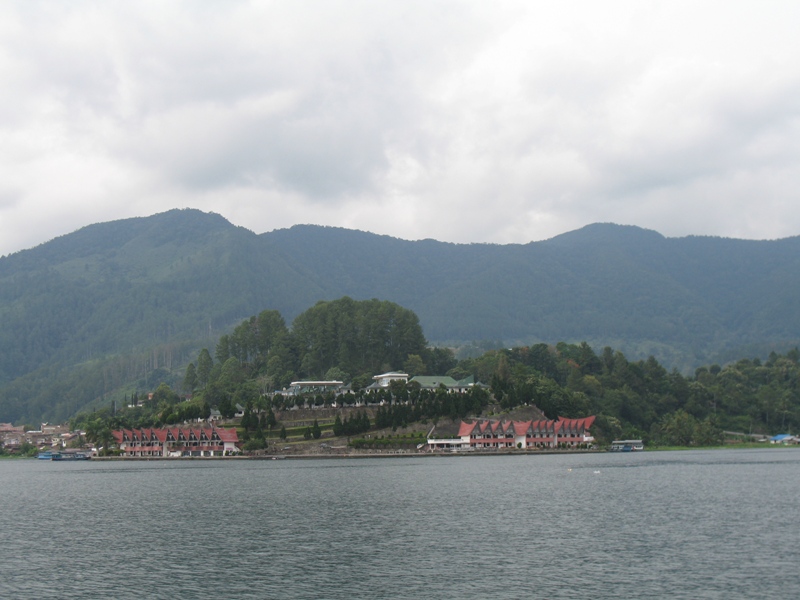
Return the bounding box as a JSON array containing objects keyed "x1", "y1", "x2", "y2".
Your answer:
[{"x1": 1, "y1": 208, "x2": 799, "y2": 424}]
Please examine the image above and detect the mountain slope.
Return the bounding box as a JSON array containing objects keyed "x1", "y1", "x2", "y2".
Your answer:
[{"x1": 1, "y1": 209, "x2": 799, "y2": 423}]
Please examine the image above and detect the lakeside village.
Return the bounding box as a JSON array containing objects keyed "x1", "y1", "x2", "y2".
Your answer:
[{"x1": 3, "y1": 371, "x2": 798, "y2": 459}]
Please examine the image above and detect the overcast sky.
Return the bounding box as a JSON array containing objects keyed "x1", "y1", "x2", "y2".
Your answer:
[{"x1": 1, "y1": 1, "x2": 799, "y2": 256}]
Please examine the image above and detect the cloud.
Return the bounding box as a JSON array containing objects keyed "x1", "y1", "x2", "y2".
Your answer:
[{"x1": 1, "y1": 1, "x2": 800, "y2": 256}]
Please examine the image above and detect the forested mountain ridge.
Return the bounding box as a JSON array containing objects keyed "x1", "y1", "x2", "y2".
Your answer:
[{"x1": 1, "y1": 208, "x2": 799, "y2": 424}]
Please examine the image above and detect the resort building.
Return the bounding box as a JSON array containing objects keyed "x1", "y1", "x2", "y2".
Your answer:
[
  {"x1": 409, "y1": 375, "x2": 485, "y2": 392},
  {"x1": 285, "y1": 380, "x2": 346, "y2": 396},
  {"x1": 368, "y1": 372, "x2": 409, "y2": 389},
  {"x1": 112, "y1": 426, "x2": 240, "y2": 457},
  {"x1": 427, "y1": 416, "x2": 596, "y2": 451}
]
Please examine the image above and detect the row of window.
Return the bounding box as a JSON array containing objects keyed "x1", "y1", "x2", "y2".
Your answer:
[{"x1": 472, "y1": 433, "x2": 586, "y2": 439}]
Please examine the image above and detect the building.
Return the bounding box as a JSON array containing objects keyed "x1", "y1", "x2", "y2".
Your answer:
[
  {"x1": 368, "y1": 372, "x2": 409, "y2": 389},
  {"x1": 409, "y1": 375, "x2": 485, "y2": 392},
  {"x1": 285, "y1": 380, "x2": 346, "y2": 396},
  {"x1": 427, "y1": 416, "x2": 596, "y2": 451},
  {"x1": 112, "y1": 426, "x2": 240, "y2": 457}
]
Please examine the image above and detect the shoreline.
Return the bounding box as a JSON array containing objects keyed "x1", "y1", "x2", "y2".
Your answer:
[
  {"x1": 10, "y1": 443, "x2": 795, "y2": 461},
  {"x1": 90, "y1": 449, "x2": 602, "y2": 461},
  {"x1": 84, "y1": 444, "x2": 797, "y2": 461}
]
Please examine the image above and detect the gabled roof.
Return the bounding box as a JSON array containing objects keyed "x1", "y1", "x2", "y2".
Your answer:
[
  {"x1": 455, "y1": 416, "x2": 596, "y2": 439},
  {"x1": 409, "y1": 376, "x2": 459, "y2": 388},
  {"x1": 215, "y1": 427, "x2": 239, "y2": 443},
  {"x1": 112, "y1": 426, "x2": 239, "y2": 447},
  {"x1": 557, "y1": 416, "x2": 596, "y2": 432},
  {"x1": 512, "y1": 421, "x2": 532, "y2": 435},
  {"x1": 458, "y1": 421, "x2": 479, "y2": 437},
  {"x1": 373, "y1": 372, "x2": 409, "y2": 380}
]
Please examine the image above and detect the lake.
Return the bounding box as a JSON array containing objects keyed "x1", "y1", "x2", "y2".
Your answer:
[{"x1": 1, "y1": 449, "x2": 798, "y2": 598}]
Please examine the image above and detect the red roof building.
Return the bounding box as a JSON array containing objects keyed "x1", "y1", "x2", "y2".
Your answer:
[
  {"x1": 112, "y1": 426, "x2": 240, "y2": 457},
  {"x1": 428, "y1": 416, "x2": 596, "y2": 451}
]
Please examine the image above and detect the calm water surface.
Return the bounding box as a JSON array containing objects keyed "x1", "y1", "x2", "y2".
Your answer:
[{"x1": 1, "y1": 449, "x2": 799, "y2": 599}]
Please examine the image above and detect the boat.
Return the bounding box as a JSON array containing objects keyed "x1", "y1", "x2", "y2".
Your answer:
[
  {"x1": 52, "y1": 451, "x2": 91, "y2": 461},
  {"x1": 610, "y1": 439, "x2": 644, "y2": 452},
  {"x1": 36, "y1": 451, "x2": 91, "y2": 461}
]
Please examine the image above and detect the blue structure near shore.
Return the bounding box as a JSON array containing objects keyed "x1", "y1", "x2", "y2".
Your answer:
[{"x1": 36, "y1": 451, "x2": 90, "y2": 460}]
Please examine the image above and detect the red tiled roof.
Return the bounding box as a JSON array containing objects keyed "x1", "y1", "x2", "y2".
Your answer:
[
  {"x1": 512, "y1": 421, "x2": 531, "y2": 435},
  {"x1": 456, "y1": 416, "x2": 595, "y2": 439},
  {"x1": 458, "y1": 421, "x2": 477, "y2": 437},
  {"x1": 215, "y1": 427, "x2": 238, "y2": 443},
  {"x1": 113, "y1": 426, "x2": 239, "y2": 447}
]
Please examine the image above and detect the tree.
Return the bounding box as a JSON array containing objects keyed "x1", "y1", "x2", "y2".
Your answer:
[
  {"x1": 324, "y1": 366, "x2": 350, "y2": 383},
  {"x1": 389, "y1": 379, "x2": 408, "y2": 403},
  {"x1": 694, "y1": 415, "x2": 723, "y2": 446},
  {"x1": 218, "y1": 396, "x2": 235, "y2": 419},
  {"x1": 423, "y1": 347, "x2": 457, "y2": 375},
  {"x1": 255, "y1": 309, "x2": 288, "y2": 356},
  {"x1": 265, "y1": 408, "x2": 277, "y2": 430},
  {"x1": 197, "y1": 349, "x2": 213, "y2": 387},
  {"x1": 85, "y1": 418, "x2": 114, "y2": 456},
  {"x1": 241, "y1": 402, "x2": 256, "y2": 430},
  {"x1": 279, "y1": 425, "x2": 287, "y2": 440},
  {"x1": 312, "y1": 419, "x2": 322, "y2": 439},
  {"x1": 218, "y1": 357, "x2": 244, "y2": 393},
  {"x1": 243, "y1": 438, "x2": 266, "y2": 452},
  {"x1": 152, "y1": 382, "x2": 179, "y2": 405},
  {"x1": 216, "y1": 335, "x2": 231, "y2": 364},
  {"x1": 658, "y1": 410, "x2": 697, "y2": 446},
  {"x1": 291, "y1": 297, "x2": 427, "y2": 378},
  {"x1": 403, "y1": 354, "x2": 426, "y2": 377},
  {"x1": 333, "y1": 414, "x2": 343, "y2": 436},
  {"x1": 182, "y1": 362, "x2": 198, "y2": 394}
]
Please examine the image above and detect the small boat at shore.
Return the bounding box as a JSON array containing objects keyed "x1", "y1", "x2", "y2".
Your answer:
[
  {"x1": 53, "y1": 451, "x2": 91, "y2": 461},
  {"x1": 610, "y1": 439, "x2": 644, "y2": 452},
  {"x1": 37, "y1": 451, "x2": 91, "y2": 461}
]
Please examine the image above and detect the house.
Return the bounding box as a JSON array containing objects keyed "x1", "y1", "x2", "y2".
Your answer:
[
  {"x1": 427, "y1": 416, "x2": 596, "y2": 451},
  {"x1": 409, "y1": 375, "x2": 485, "y2": 392},
  {"x1": 112, "y1": 426, "x2": 240, "y2": 457},
  {"x1": 285, "y1": 380, "x2": 346, "y2": 396},
  {"x1": 367, "y1": 372, "x2": 409, "y2": 390},
  {"x1": 0, "y1": 423, "x2": 25, "y2": 448}
]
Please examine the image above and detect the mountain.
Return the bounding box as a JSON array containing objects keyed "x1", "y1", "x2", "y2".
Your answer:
[{"x1": 1, "y1": 209, "x2": 799, "y2": 424}]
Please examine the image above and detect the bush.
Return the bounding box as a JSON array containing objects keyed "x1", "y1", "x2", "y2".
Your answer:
[{"x1": 243, "y1": 439, "x2": 266, "y2": 452}]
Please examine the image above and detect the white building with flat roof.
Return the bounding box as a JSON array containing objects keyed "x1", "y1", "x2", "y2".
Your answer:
[{"x1": 370, "y1": 372, "x2": 409, "y2": 388}]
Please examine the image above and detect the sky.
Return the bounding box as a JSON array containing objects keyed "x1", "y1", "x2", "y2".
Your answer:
[{"x1": 1, "y1": 1, "x2": 799, "y2": 256}]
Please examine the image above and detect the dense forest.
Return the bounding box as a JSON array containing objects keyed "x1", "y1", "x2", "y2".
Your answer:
[
  {"x1": 3, "y1": 208, "x2": 800, "y2": 424},
  {"x1": 71, "y1": 299, "x2": 800, "y2": 451}
]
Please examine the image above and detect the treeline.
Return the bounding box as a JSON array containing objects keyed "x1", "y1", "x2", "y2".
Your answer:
[
  {"x1": 451, "y1": 342, "x2": 800, "y2": 445},
  {"x1": 73, "y1": 298, "x2": 800, "y2": 449},
  {"x1": 197, "y1": 296, "x2": 428, "y2": 394},
  {"x1": 333, "y1": 412, "x2": 370, "y2": 437},
  {"x1": 9, "y1": 209, "x2": 800, "y2": 429}
]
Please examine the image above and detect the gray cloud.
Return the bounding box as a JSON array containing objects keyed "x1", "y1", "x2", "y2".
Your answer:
[{"x1": 1, "y1": 1, "x2": 800, "y2": 256}]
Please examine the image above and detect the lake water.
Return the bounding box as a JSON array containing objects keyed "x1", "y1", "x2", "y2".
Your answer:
[{"x1": 1, "y1": 449, "x2": 798, "y2": 599}]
